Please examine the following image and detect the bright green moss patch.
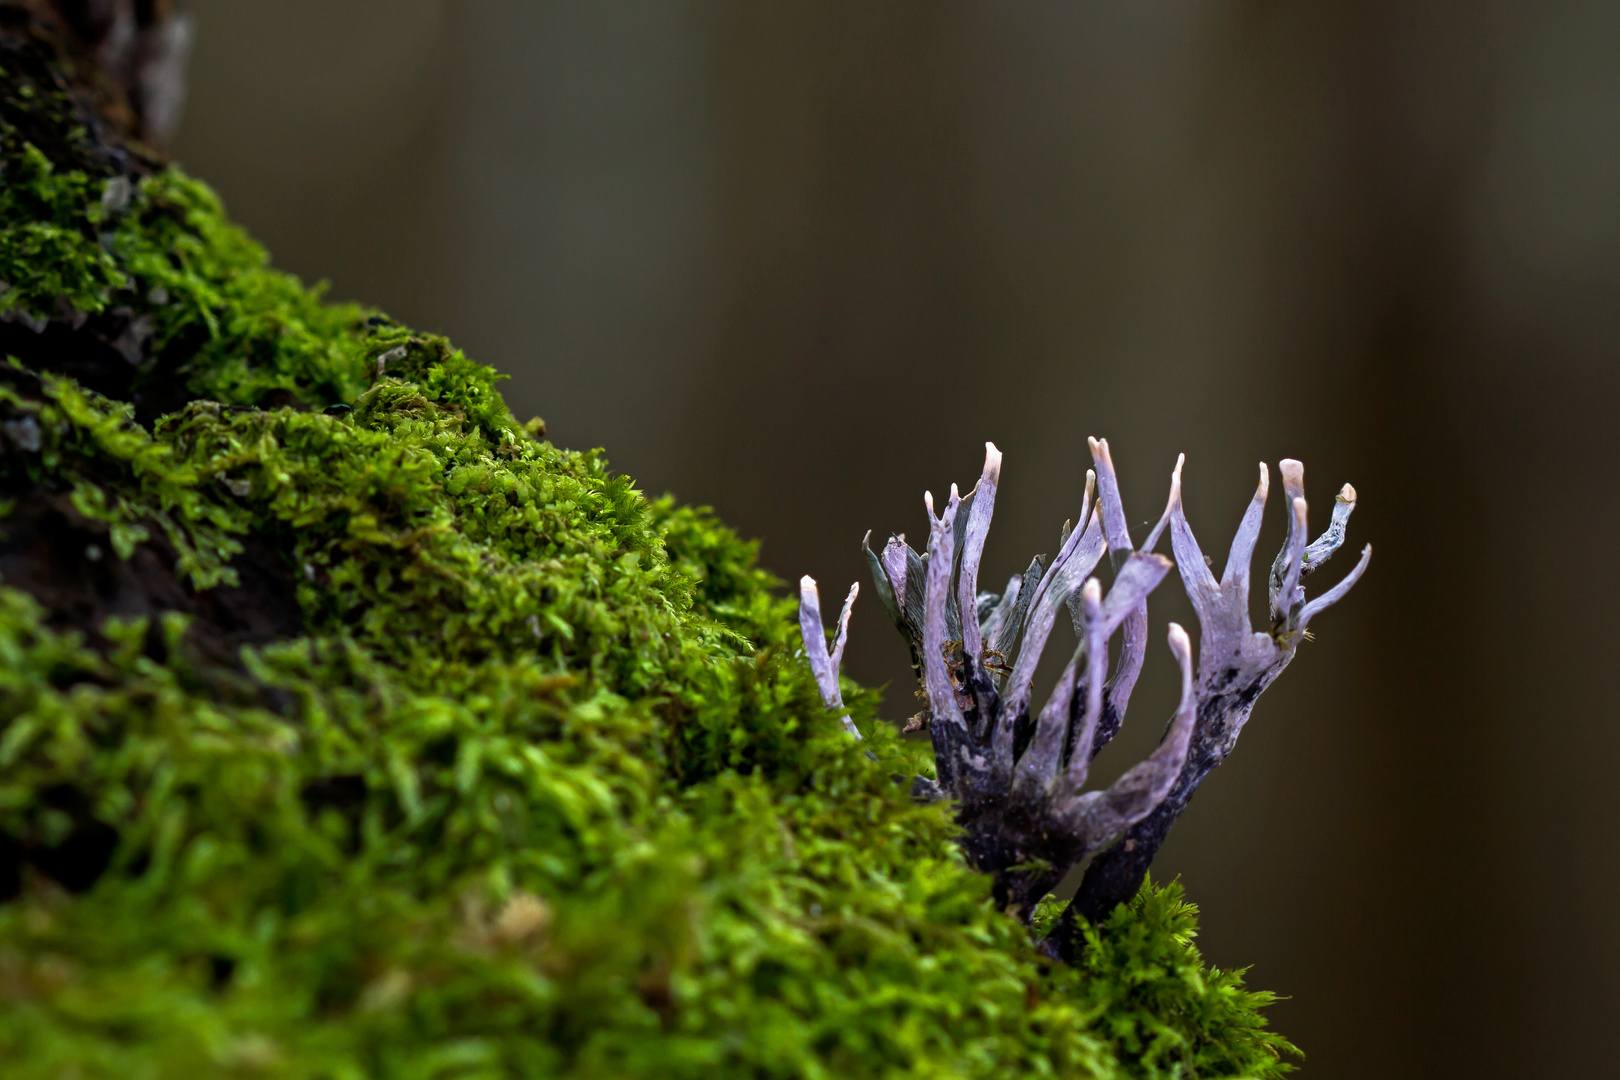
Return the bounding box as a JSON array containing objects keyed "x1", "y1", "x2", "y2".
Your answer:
[
  {"x1": 0, "y1": 140, "x2": 125, "y2": 318},
  {"x1": 0, "y1": 578, "x2": 1295, "y2": 1078},
  {"x1": 0, "y1": 368, "x2": 250, "y2": 586},
  {"x1": 111, "y1": 170, "x2": 380, "y2": 410},
  {"x1": 0, "y1": 27, "x2": 1298, "y2": 1078}
]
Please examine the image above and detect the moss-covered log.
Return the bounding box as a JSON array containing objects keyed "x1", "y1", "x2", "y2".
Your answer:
[{"x1": 0, "y1": 5, "x2": 1298, "y2": 1076}]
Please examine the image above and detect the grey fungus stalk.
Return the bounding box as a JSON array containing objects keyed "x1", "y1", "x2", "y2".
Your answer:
[
  {"x1": 797, "y1": 576, "x2": 861, "y2": 739},
  {"x1": 1057, "y1": 455, "x2": 1368, "y2": 956},
  {"x1": 796, "y1": 439, "x2": 1369, "y2": 961}
]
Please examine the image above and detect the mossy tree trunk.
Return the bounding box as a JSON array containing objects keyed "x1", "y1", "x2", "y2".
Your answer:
[{"x1": 0, "y1": 7, "x2": 1299, "y2": 1076}]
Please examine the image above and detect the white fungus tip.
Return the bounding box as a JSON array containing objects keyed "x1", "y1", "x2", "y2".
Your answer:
[{"x1": 1166, "y1": 621, "x2": 1192, "y2": 659}]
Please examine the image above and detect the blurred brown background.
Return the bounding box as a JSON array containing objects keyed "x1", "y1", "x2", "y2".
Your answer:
[{"x1": 169, "y1": 2, "x2": 1620, "y2": 1075}]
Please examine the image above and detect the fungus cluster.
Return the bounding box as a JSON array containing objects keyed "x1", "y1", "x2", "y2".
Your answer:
[{"x1": 800, "y1": 438, "x2": 1369, "y2": 957}]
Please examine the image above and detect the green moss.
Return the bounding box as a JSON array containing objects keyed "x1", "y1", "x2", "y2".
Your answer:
[
  {"x1": 111, "y1": 171, "x2": 380, "y2": 410},
  {"x1": 0, "y1": 370, "x2": 249, "y2": 586},
  {"x1": 0, "y1": 140, "x2": 124, "y2": 317},
  {"x1": 0, "y1": 36, "x2": 1298, "y2": 1079}
]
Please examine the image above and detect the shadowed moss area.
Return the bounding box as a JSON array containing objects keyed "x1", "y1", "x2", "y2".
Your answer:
[{"x1": 0, "y1": 33, "x2": 1297, "y2": 1080}]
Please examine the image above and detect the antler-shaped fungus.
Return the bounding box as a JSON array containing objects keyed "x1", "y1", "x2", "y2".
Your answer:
[
  {"x1": 797, "y1": 440, "x2": 1368, "y2": 957},
  {"x1": 1054, "y1": 454, "x2": 1368, "y2": 956}
]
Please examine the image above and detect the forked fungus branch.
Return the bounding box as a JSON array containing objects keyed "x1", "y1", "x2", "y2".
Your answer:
[{"x1": 798, "y1": 439, "x2": 1370, "y2": 960}]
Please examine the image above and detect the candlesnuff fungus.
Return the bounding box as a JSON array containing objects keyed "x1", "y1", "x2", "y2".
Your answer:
[
  {"x1": 798, "y1": 438, "x2": 1370, "y2": 958},
  {"x1": 797, "y1": 576, "x2": 861, "y2": 739}
]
